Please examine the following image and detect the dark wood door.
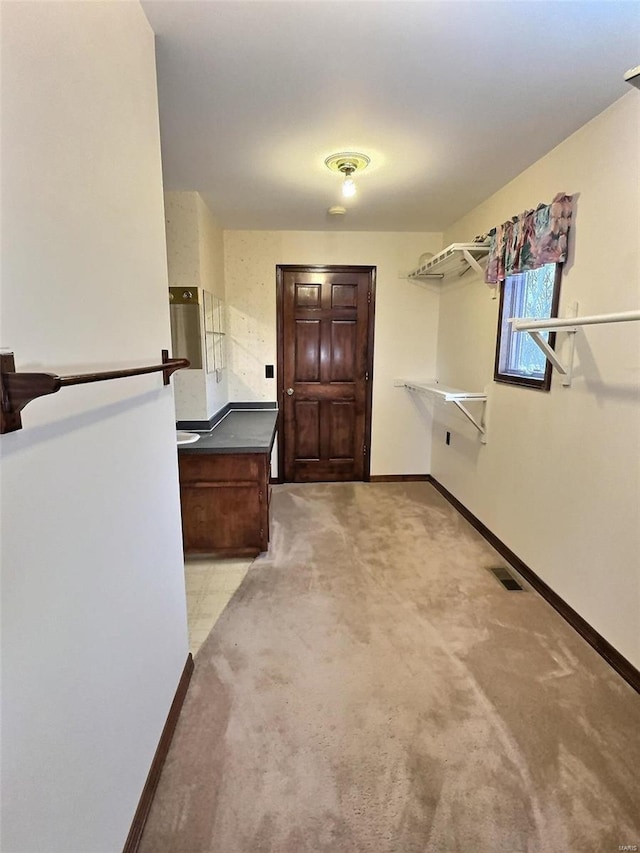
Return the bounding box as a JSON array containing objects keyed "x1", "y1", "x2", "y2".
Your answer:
[{"x1": 277, "y1": 265, "x2": 375, "y2": 483}]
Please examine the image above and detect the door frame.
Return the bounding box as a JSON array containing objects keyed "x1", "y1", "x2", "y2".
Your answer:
[{"x1": 275, "y1": 264, "x2": 377, "y2": 484}]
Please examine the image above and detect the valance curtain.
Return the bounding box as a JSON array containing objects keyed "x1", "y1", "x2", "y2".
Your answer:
[{"x1": 485, "y1": 193, "x2": 573, "y2": 285}]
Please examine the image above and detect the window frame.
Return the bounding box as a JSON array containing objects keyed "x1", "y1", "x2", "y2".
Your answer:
[{"x1": 493, "y1": 263, "x2": 563, "y2": 392}]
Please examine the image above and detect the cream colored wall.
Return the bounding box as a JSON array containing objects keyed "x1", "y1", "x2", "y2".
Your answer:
[
  {"x1": 165, "y1": 192, "x2": 206, "y2": 418},
  {"x1": 223, "y1": 230, "x2": 442, "y2": 475},
  {"x1": 1, "y1": 3, "x2": 188, "y2": 851},
  {"x1": 165, "y1": 191, "x2": 200, "y2": 287},
  {"x1": 197, "y1": 194, "x2": 226, "y2": 300},
  {"x1": 196, "y1": 195, "x2": 229, "y2": 415},
  {"x1": 165, "y1": 192, "x2": 228, "y2": 419},
  {"x1": 432, "y1": 92, "x2": 640, "y2": 667}
]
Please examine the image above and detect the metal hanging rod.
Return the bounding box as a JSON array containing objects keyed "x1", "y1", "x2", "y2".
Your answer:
[
  {"x1": 509, "y1": 304, "x2": 640, "y2": 387},
  {"x1": 0, "y1": 349, "x2": 189, "y2": 434}
]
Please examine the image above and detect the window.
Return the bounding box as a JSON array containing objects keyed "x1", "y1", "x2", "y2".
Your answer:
[{"x1": 494, "y1": 263, "x2": 562, "y2": 391}]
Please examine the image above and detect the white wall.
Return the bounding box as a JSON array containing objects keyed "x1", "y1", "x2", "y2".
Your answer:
[
  {"x1": 1, "y1": 4, "x2": 189, "y2": 851},
  {"x1": 432, "y1": 93, "x2": 640, "y2": 668},
  {"x1": 165, "y1": 192, "x2": 228, "y2": 420},
  {"x1": 223, "y1": 230, "x2": 442, "y2": 476}
]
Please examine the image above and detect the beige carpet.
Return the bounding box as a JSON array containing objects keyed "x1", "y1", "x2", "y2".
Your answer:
[{"x1": 140, "y1": 482, "x2": 640, "y2": 853}]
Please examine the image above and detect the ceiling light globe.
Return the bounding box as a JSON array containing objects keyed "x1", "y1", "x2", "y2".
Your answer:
[{"x1": 342, "y1": 177, "x2": 356, "y2": 198}]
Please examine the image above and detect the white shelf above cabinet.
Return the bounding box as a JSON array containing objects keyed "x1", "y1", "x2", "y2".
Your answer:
[
  {"x1": 407, "y1": 242, "x2": 490, "y2": 281},
  {"x1": 399, "y1": 379, "x2": 488, "y2": 442}
]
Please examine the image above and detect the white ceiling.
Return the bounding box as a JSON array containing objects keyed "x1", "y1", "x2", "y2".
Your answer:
[{"x1": 142, "y1": 0, "x2": 640, "y2": 232}]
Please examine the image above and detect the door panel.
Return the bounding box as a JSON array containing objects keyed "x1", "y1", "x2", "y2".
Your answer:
[
  {"x1": 331, "y1": 283, "x2": 358, "y2": 308},
  {"x1": 329, "y1": 401, "x2": 356, "y2": 459},
  {"x1": 295, "y1": 320, "x2": 321, "y2": 382},
  {"x1": 279, "y1": 266, "x2": 375, "y2": 483},
  {"x1": 295, "y1": 283, "x2": 321, "y2": 308},
  {"x1": 295, "y1": 400, "x2": 321, "y2": 459},
  {"x1": 330, "y1": 320, "x2": 356, "y2": 382}
]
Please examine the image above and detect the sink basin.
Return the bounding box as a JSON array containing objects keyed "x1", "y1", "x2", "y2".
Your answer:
[{"x1": 176, "y1": 430, "x2": 200, "y2": 446}]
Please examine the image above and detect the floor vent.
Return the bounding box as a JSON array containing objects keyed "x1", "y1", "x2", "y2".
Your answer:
[{"x1": 489, "y1": 567, "x2": 524, "y2": 591}]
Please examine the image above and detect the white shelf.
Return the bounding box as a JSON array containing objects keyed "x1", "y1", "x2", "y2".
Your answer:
[
  {"x1": 407, "y1": 242, "x2": 490, "y2": 281},
  {"x1": 400, "y1": 379, "x2": 488, "y2": 442},
  {"x1": 402, "y1": 380, "x2": 486, "y2": 402}
]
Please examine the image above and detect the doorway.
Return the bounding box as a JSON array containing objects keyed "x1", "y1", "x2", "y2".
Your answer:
[{"x1": 276, "y1": 265, "x2": 376, "y2": 483}]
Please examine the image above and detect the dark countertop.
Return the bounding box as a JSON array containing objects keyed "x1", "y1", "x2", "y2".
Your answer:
[{"x1": 178, "y1": 409, "x2": 278, "y2": 455}]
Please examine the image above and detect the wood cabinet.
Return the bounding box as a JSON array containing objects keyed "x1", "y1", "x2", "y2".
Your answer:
[{"x1": 178, "y1": 451, "x2": 270, "y2": 557}]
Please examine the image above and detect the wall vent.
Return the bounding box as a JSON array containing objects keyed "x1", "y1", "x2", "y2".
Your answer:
[{"x1": 488, "y1": 566, "x2": 524, "y2": 591}]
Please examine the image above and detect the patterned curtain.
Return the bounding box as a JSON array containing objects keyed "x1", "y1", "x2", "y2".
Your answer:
[{"x1": 485, "y1": 193, "x2": 573, "y2": 285}]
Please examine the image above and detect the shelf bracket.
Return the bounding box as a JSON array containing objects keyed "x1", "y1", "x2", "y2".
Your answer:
[
  {"x1": 451, "y1": 399, "x2": 487, "y2": 443},
  {"x1": 461, "y1": 248, "x2": 484, "y2": 277},
  {"x1": 526, "y1": 329, "x2": 576, "y2": 386},
  {"x1": 517, "y1": 302, "x2": 578, "y2": 387},
  {"x1": 401, "y1": 380, "x2": 488, "y2": 444}
]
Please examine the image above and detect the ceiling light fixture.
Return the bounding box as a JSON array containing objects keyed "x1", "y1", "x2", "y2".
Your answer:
[
  {"x1": 325, "y1": 152, "x2": 370, "y2": 199},
  {"x1": 341, "y1": 168, "x2": 356, "y2": 198}
]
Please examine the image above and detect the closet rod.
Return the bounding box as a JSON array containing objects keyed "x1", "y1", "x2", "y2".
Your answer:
[
  {"x1": 511, "y1": 309, "x2": 640, "y2": 332},
  {"x1": 0, "y1": 349, "x2": 188, "y2": 434}
]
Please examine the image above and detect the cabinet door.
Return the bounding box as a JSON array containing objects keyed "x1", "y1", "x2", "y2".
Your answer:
[{"x1": 181, "y1": 482, "x2": 262, "y2": 554}]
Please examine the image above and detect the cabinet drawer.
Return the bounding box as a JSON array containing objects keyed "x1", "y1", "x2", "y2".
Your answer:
[{"x1": 179, "y1": 452, "x2": 260, "y2": 484}]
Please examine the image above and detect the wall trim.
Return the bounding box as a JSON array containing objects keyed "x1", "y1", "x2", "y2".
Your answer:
[
  {"x1": 369, "y1": 474, "x2": 430, "y2": 483},
  {"x1": 123, "y1": 653, "x2": 194, "y2": 853},
  {"x1": 430, "y1": 477, "x2": 640, "y2": 695}
]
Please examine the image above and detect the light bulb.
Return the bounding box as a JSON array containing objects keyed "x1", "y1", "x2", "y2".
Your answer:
[{"x1": 342, "y1": 176, "x2": 356, "y2": 198}]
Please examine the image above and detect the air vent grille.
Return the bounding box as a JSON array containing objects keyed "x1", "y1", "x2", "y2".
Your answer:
[{"x1": 489, "y1": 566, "x2": 524, "y2": 591}]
